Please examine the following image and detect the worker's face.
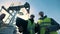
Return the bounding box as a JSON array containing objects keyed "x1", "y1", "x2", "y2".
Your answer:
[
  {"x1": 30, "y1": 16, "x2": 35, "y2": 19},
  {"x1": 39, "y1": 12, "x2": 44, "y2": 17}
]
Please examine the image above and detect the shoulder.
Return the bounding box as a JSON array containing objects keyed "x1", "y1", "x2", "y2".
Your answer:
[{"x1": 50, "y1": 18, "x2": 55, "y2": 21}]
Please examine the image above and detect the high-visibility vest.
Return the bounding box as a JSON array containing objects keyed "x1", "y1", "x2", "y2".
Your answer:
[
  {"x1": 37, "y1": 17, "x2": 58, "y2": 34},
  {"x1": 27, "y1": 20, "x2": 35, "y2": 34},
  {"x1": 37, "y1": 18, "x2": 51, "y2": 27},
  {"x1": 37, "y1": 18, "x2": 51, "y2": 34}
]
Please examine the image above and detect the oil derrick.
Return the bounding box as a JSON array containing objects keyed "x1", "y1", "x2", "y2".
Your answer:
[{"x1": 0, "y1": 2, "x2": 30, "y2": 34}]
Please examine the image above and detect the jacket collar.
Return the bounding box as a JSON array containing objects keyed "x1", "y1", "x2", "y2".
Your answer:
[{"x1": 39, "y1": 16, "x2": 47, "y2": 20}]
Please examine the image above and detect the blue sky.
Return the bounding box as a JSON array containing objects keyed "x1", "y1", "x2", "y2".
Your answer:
[
  {"x1": 26, "y1": 0, "x2": 60, "y2": 24},
  {"x1": 0, "y1": 0, "x2": 60, "y2": 24}
]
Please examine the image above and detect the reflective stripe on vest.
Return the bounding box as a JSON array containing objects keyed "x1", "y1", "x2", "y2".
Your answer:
[{"x1": 37, "y1": 18, "x2": 51, "y2": 27}]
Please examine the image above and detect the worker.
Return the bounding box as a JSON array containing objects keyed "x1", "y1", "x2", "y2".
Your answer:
[
  {"x1": 37, "y1": 11, "x2": 60, "y2": 34},
  {"x1": 27, "y1": 15, "x2": 35, "y2": 34}
]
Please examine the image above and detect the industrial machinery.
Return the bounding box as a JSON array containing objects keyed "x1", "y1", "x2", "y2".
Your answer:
[
  {"x1": 0, "y1": 2, "x2": 30, "y2": 33},
  {"x1": 0, "y1": 2, "x2": 30, "y2": 24}
]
